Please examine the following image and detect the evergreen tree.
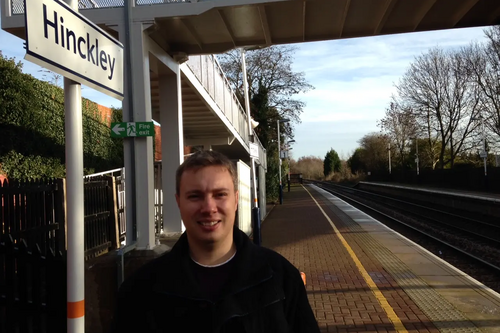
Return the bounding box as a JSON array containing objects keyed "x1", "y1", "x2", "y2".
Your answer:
[{"x1": 323, "y1": 149, "x2": 341, "y2": 177}]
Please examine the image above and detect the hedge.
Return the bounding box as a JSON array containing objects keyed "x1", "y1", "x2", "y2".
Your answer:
[{"x1": 0, "y1": 51, "x2": 123, "y2": 180}]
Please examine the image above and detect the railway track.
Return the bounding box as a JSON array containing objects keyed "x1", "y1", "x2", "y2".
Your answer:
[{"x1": 307, "y1": 180, "x2": 500, "y2": 293}]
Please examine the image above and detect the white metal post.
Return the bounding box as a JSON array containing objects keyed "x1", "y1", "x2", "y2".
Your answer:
[
  {"x1": 124, "y1": 0, "x2": 137, "y2": 246},
  {"x1": 481, "y1": 116, "x2": 487, "y2": 176},
  {"x1": 241, "y1": 49, "x2": 257, "y2": 209},
  {"x1": 241, "y1": 49, "x2": 252, "y2": 146},
  {"x1": 277, "y1": 120, "x2": 283, "y2": 204},
  {"x1": 472, "y1": 115, "x2": 488, "y2": 177},
  {"x1": 388, "y1": 143, "x2": 392, "y2": 175},
  {"x1": 63, "y1": 1, "x2": 84, "y2": 332},
  {"x1": 277, "y1": 119, "x2": 281, "y2": 183},
  {"x1": 240, "y1": 49, "x2": 261, "y2": 244},
  {"x1": 415, "y1": 139, "x2": 419, "y2": 176}
]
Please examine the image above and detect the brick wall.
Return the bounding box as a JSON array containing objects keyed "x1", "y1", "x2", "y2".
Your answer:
[
  {"x1": 154, "y1": 126, "x2": 162, "y2": 161},
  {"x1": 97, "y1": 104, "x2": 113, "y2": 125},
  {"x1": 0, "y1": 164, "x2": 6, "y2": 183}
]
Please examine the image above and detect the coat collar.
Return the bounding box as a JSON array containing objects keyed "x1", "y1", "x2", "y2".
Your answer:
[{"x1": 152, "y1": 228, "x2": 273, "y2": 301}]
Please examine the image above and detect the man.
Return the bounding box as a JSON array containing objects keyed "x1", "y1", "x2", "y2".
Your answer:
[{"x1": 113, "y1": 150, "x2": 320, "y2": 333}]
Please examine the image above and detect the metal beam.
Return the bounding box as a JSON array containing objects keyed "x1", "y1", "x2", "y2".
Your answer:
[
  {"x1": 183, "y1": 115, "x2": 217, "y2": 121},
  {"x1": 180, "y1": 18, "x2": 204, "y2": 52},
  {"x1": 218, "y1": 10, "x2": 237, "y2": 48},
  {"x1": 183, "y1": 100, "x2": 206, "y2": 107},
  {"x1": 338, "y1": 0, "x2": 351, "y2": 38},
  {"x1": 186, "y1": 123, "x2": 224, "y2": 128},
  {"x1": 302, "y1": 1, "x2": 306, "y2": 42},
  {"x1": 374, "y1": 0, "x2": 399, "y2": 35},
  {"x1": 182, "y1": 106, "x2": 211, "y2": 112},
  {"x1": 258, "y1": 5, "x2": 272, "y2": 45},
  {"x1": 449, "y1": 0, "x2": 480, "y2": 27},
  {"x1": 185, "y1": 136, "x2": 235, "y2": 146},
  {"x1": 488, "y1": 6, "x2": 500, "y2": 25},
  {"x1": 411, "y1": 0, "x2": 438, "y2": 31}
]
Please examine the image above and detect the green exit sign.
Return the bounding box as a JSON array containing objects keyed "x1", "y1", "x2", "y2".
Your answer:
[{"x1": 111, "y1": 122, "x2": 155, "y2": 138}]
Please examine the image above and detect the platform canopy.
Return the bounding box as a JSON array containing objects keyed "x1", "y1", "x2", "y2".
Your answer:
[{"x1": 144, "y1": 0, "x2": 500, "y2": 55}]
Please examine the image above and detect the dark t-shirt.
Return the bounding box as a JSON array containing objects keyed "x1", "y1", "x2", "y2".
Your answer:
[{"x1": 190, "y1": 255, "x2": 236, "y2": 302}]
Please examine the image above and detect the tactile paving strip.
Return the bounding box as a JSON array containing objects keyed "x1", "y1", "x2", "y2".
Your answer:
[{"x1": 324, "y1": 198, "x2": 482, "y2": 333}]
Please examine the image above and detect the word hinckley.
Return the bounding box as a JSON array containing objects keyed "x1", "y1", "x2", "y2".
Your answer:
[{"x1": 42, "y1": 4, "x2": 117, "y2": 81}]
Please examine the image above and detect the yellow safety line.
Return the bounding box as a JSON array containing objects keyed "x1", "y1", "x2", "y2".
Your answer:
[{"x1": 302, "y1": 185, "x2": 408, "y2": 333}]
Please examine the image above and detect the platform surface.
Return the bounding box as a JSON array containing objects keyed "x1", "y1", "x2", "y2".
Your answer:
[{"x1": 261, "y1": 184, "x2": 500, "y2": 333}]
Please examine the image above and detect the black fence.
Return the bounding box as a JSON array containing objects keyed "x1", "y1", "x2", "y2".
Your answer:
[
  {"x1": 0, "y1": 235, "x2": 66, "y2": 333},
  {"x1": 367, "y1": 166, "x2": 500, "y2": 193},
  {"x1": 83, "y1": 176, "x2": 120, "y2": 259},
  {"x1": 1, "y1": 176, "x2": 122, "y2": 332},
  {"x1": 0, "y1": 179, "x2": 66, "y2": 256}
]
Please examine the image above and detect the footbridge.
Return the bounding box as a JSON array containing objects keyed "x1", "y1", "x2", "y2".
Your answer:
[{"x1": 2, "y1": 0, "x2": 499, "y2": 249}]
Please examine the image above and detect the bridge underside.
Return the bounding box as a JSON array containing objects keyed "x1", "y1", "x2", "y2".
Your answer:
[
  {"x1": 146, "y1": 0, "x2": 500, "y2": 55},
  {"x1": 5, "y1": 0, "x2": 498, "y2": 57}
]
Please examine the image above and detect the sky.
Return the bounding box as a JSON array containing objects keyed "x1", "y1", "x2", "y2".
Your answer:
[
  {"x1": 0, "y1": 18, "x2": 489, "y2": 160},
  {"x1": 290, "y1": 27, "x2": 488, "y2": 160}
]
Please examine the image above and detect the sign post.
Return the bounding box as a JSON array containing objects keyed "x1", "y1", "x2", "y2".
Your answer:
[{"x1": 24, "y1": 0, "x2": 124, "y2": 332}]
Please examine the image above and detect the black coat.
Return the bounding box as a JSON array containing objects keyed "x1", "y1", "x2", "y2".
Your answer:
[{"x1": 112, "y1": 228, "x2": 320, "y2": 333}]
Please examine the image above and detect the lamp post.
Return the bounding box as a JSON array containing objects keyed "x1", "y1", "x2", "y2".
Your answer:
[
  {"x1": 285, "y1": 140, "x2": 295, "y2": 192},
  {"x1": 472, "y1": 115, "x2": 487, "y2": 176},
  {"x1": 411, "y1": 137, "x2": 419, "y2": 176},
  {"x1": 415, "y1": 139, "x2": 419, "y2": 176},
  {"x1": 387, "y1": 142, "x2": 392, "y2": 175},
  {"x1": 277, "y1": 118, "x2": 290, "y2": 204},
  {"x1": 241, "y1": 48, "x2": 261, "y2": 245}
]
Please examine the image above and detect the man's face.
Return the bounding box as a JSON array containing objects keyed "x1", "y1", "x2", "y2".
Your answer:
[{"x1": 176, "y1": 165, "x2": 238, "y2": 249}]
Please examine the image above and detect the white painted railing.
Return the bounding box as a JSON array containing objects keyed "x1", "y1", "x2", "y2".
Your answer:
[
  {"x1": 185, "y1": 55, "x2": 267, "y2": 169},
  {"x1": 186, "y1": 55, "x2": 249, "y2": 144}
]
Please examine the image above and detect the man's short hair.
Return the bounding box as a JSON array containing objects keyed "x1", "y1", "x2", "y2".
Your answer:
[{"x1": 176, "y1": 150, "x2": 238, "y2": 195}]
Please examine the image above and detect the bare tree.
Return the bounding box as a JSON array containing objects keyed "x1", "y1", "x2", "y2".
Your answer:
[
  {"x1": 291, "y1": 156, "x2": 323, "y2": 180},
  {"x1": 463, "y1": 27, "x2": 500, "y2": 152},
  {"x1": 357, "y1": 133, "x2": 391, "y2": 174},
  {"x1": 378, "y1": 99, "x2": 418, "y2": 168},
  {"x1": 410, "y1": 105, "x2": 442, "y2": 169},
  {"x1": 396, "y1": 47, "x2": 480, "y2": 169},
  {"x1": 483, "y1": 26, "x2": 500, "y2": 144},
  {"x1": 217, "y1": 46, "x2": 314, "y2": 124}
]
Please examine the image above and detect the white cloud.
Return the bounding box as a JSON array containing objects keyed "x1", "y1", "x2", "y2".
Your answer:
[{"x1": 299, "y1": 76, "x2": 398, "y2": 122}]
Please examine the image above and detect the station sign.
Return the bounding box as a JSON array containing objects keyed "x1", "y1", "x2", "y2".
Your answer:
[
  {"x1": 24, "y1": 0, "x2": 124, "y2": 100},
  {"x1": 111, "y1": 122, "x2": 155, "y2": 138}
]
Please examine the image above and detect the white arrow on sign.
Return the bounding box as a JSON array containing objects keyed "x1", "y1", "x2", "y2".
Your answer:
[{"x1": 112, "y1": 123, "x2": 125, "y2": 136}]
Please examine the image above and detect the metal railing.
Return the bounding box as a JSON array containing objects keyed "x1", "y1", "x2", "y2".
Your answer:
[
  {"x1": 186, "y1": 54, "x2": 249, "y2": 145},
  {"x1": 185, "y1": 55, "x2": 267, "y2": 168},
  {"x1": 9, "y1": 0, "x2": 190, "y2": 15},
  {"x1": 253, "y1": 130, "x2": 267, "y2": 170}
]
